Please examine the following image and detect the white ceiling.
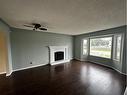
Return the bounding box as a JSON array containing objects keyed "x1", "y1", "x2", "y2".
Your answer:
[{"x1": 0, "y1": 0, "x2": 126, "y2": 35}]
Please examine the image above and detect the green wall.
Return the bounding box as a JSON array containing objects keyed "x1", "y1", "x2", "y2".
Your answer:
[
  {"x1": 10, "y1": 28, "x2": 73, "y2": 70},
  {"x1": 74, "y1": 26, "x2": 126, "y2": 74},
  {"x1": 0, "y1": 19, "x2": 10, "y2": 32}
]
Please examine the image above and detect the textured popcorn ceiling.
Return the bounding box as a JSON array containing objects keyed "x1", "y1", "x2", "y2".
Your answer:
[{"x1": 0, "y1": 0, "x2": 126, "y2": 35}]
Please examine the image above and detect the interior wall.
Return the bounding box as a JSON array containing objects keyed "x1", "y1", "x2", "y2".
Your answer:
[
  {"x1": 124, "y1": 26, "x2": 126, "y2": 93},
  {"x1": 0, "y1": 18, "x2": 126, "y2": 75},
  {"x1": 10, "y1": 28, "x2": 73, "y2": 71},
  {"x1": 0, "y1": 31, "x2": 7, "y2": 73},
  {"x1": 74, "y1": 26, "x2": 126, "y2": 74}
]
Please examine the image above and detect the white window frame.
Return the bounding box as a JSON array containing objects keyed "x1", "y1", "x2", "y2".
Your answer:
[
  {"x1": 81, "y1": 34, "x2": 124, "y2": 62},
  {"x1": 113, "y1": 34, "x2": 124, "y2": 63},
  {"x1": 89, "y1": 36, "x2": 113, "y2": 59},
  {"x1": 82, "y1": 38, "x2": 89, "y2": 55},
  {"x1": 81, "y1": 38, "x2": 89, "y2": 61}
]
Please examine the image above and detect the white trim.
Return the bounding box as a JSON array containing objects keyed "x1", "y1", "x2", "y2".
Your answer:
[
  {"x1": 0, "y1": 72, "x2": 6, "y2": 75},
  {"x1": 88, "y1": 60, "x2": 127, "y2": 75},
  {"x1": 6, "y1": 58, "x2": 73, "y2": 75},
  {"x1": 81, "y1": 38, "x2": 89, "y2": 61},
  {"x1": 113, "y1": 34, "x2": 124, "y2": 64},
  {"x1": 48, "y1": 46, "x2": 70, "y2": 65},
  {"x1": 6, "y1": 71, "x2": 12, "y2": 76},
  {"x1": 124, "y1": 87, "x2": 127, "y2": 95},
  {"x1": 6, "y1": 32, "x2": 13, "y2": 76},
  {"x1": 74, "y1": 58, "x2": 126, "y2": 75},
  {"x1": 89, "y1": 36, "x2": 112, "y2": 59},
  {"x1": 50, "y1": 59, "x2": 70, "y2": 65},
  {"x1": 88, "y1": 33, "x2": 123, "y2": 39},
  {"x1": 74, "y1": 58, "x2": 82, "y2": 61},
  {"x1": 70, "y1": 58, "x2": 74, "y2": 60},
  {"x1": 13, "y1": 63, "x2": 48, "y2": 72}
]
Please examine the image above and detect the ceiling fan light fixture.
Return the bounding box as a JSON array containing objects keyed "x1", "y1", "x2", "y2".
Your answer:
[{"x1": 24, "y1": 23, "x2": 47, "y2": 31}]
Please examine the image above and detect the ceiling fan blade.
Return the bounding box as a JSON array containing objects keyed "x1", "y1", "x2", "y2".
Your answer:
[
  {"x1": 24, "y1": 25, "x2": 33, "y2": 28},
  {"x1": 31, "y1": 23, "x2": 38, "y2": 25},
  {"x1": 39, "y1": 27, "x2": 47, "y2": 31}
]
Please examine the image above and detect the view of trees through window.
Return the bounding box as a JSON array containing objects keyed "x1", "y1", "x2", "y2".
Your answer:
[{"x1": 90, "y1": 37, "x2": 112, "y2": 58}]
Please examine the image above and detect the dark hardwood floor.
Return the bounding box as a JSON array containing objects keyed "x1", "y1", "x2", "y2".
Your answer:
[{"x1": 0, "y1": 60, "x2": 126, "y2": 95}]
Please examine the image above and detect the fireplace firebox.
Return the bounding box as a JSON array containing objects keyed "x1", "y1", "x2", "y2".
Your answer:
[{"x1": 55, "y1": 51, "x2": 64, "y2": 61}]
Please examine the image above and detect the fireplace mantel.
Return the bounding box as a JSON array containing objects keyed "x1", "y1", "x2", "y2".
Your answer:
[{"x1": 48, "y1": 46, "x2": 70, "y2": 65}]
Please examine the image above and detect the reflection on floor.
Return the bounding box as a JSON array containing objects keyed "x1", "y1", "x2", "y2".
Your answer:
[{"x1": 0, "y1": 60, "x2": 126, "y2": 95}]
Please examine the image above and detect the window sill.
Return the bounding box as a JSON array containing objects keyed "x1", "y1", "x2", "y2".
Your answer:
[
  {"x1": 113, "y1": 59, "x2": 121, "y2": 63},
  {"x1": 89, "y1": 55, "x2": 112, "y2": 60}
]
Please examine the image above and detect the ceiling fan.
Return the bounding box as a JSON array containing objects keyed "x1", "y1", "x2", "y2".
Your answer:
[{"x1": 24, "y1": 23, "x2": 47, "y2": 31}]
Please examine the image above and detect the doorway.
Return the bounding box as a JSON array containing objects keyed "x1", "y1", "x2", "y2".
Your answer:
[{"x1": 0, "y1": 31, "x2": 8, "y2": 74}]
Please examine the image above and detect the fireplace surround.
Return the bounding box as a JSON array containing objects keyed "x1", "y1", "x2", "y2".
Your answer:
[{"x1": 48, "y1": 46, "x2": 70, "y2": 65}]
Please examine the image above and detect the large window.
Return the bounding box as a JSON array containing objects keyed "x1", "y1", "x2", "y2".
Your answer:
[
  {"x1": 90, "y1": 37, "x2": 112, "y2": 58},
  {"x1": 83, "y1": 39, "x2": 88, "y2": 55}
]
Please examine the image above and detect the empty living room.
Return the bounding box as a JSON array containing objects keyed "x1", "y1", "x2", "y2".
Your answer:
[{"x1": 0, "y1": 0, "x2": 127, "y2": 95}]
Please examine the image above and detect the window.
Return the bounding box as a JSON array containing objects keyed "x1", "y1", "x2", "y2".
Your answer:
[
  {"x1": 90, "y1": 37, "x2": 112, "y2": 58},
  {"x1": 114, "y1": 35, "x2": 122, "y2": 61},
  {"x1": 82, "y1": 34, "x2": 123, "y2": 60},
  {"x1": 83, "y1": 39, "x2": 88, "y2": 55}
]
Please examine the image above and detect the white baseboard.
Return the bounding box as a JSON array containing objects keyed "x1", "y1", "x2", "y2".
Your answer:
[
  {"x1": 3, "y1": 59, "x2": 126, "y2": 76},
  {"x1": 13, "y1": 63, "x2": 48, "y2": 72},
  {"x1": 50, "y1": 59, "x2": 70, "y2": 65},
  {"x1": 5, "y1": 60, "x2": 72, "y2": 75},
  {"x1": 74, "y1": 58, "x2": 88, "y2": 62},
  {"x1": 0, "y1": 72, "x2": 6, "y2": 74},
  {"x1": 6, "y1": 71, "x2": 13, "y2": 76},
  {"x1": 74, "y1": 58, "x2": 82, "y2": 61},
  {"x1": 74, "y1": 58, "x2": 126, "y2": 75},
  {"x1": 0, "y1": 71, "x2": 13, "y2": 76},
  {"x1": 0, "y1": 72, "x2": 6, "y2": 75},
  {"x1": 88, "y1": 60, "x2": 127, "y2": 75}
]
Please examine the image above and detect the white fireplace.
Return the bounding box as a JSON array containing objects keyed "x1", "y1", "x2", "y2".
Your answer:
[{"x1": 48, "y1": 46, "x2": 70, "y2": 65}]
